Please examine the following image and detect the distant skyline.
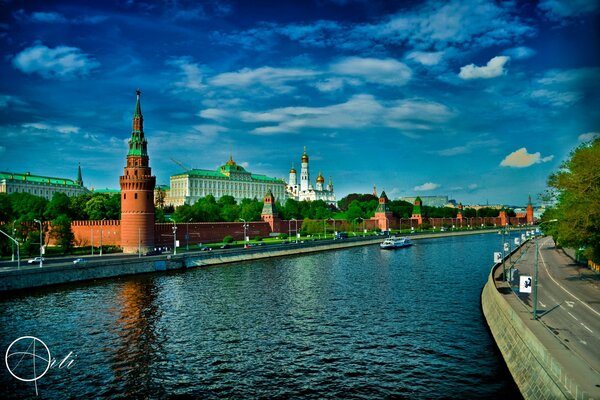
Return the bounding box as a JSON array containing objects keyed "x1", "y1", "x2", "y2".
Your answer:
[{"x1": 1, "y1": 0, "x2": 599, "y2": 205}]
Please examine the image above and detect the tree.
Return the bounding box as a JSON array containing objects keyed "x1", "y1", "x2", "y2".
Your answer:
[
  {"x1": 0, "y1": 194, "x2": 13, "y2": 223},
  {"x1": 51, "y1": 214, "x2": 74, "y2": 254},
  {"x1": 44, "y1": 192, "x2": 72, "y2": 220},
  {"x1": 544, "y1": 138, "x2": 600, "y2": 262}
]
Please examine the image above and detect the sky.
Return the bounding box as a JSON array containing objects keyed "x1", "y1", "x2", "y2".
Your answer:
[{"x1": 0, "y1": 0, "x2": 599, "y2": 206}]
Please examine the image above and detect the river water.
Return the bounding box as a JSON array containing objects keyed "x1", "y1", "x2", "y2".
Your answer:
[{"x1": 0, "y1": 233, "x2": 520, "y2": 399}]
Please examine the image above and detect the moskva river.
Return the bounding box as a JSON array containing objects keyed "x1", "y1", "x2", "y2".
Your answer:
[{"x1": 1, "y1": 233, "x2": 521, "y2": 399}]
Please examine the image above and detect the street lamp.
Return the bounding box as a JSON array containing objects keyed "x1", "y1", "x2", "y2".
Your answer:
[
  {"x1": 11, "y1": 220, "x2": 16, "y2": 262},
  {"x1": 100, "y1": 218, "x2": 106, "y2": 256},
  {"x1": 291, "y1": 218, "x2": 298, "y2": 243},
  {"x1": 33, "y1": 219, "x2": 43, "y2": 267},
  {"x1": 169, "y1": 218, "x2": 178, "y2": 255},
  {"x1": 241, "y1": 218, "x2": 249, "y2": 247},
  {"x1": 533, "y1": 219, "x2": 558, "y2": 320}
]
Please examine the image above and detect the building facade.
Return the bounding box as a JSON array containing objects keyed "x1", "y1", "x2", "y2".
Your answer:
[
  {"x1": 119, "y1": 90, "x2": 156, "y2": 254},
  {"x1": 166, "y1": 155, "x2": 287, "y2": 207},
  {"x1": 286, "y1": 148, "x2": 336, "y2": 205},
  {"x1": 0, "y1": 164, "x2": 89, "y2": 199}
]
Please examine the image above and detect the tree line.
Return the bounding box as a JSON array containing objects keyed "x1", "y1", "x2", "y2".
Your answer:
[
  {"x1": 0, "y1": 191, "x2": 120, "y2": 256},
  {"x1": 542, "y1": 138, "x2": 599, "y2": 263}
]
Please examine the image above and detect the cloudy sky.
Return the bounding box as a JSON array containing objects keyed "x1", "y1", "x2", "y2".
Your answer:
[{"x1": 1, "y1": 0, "x2": 599, "y2": 205}]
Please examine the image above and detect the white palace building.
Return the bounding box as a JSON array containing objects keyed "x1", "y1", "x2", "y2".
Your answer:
[{"x1": 286, "y1": 148, "x2": 336, "y2": 205}]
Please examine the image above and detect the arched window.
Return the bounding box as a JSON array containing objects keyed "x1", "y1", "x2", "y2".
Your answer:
[{"x1": 134, "y1": 193, "x2": 138, "y2": 199}]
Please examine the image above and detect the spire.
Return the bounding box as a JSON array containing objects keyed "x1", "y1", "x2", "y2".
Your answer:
[
  {"x1": 528, "y1": 194, "x2": 532, "y2": 206},
  {"x1": 76, "y1": 162, "x2": 83, "y2": 186},
  {"x1": 128, "y1": 89, "x2": 148, "y2": 157},
  {"x1": 134, "y1": 89, "x2": 142, "y2": 118},
  {"x1": 373, "y1": 184, "x2": 377, "y2": 197}
]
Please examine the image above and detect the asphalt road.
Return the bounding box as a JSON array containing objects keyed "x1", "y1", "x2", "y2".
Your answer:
[{"x1": 514, "y1": 237, "x2": 600, "y2": 373}]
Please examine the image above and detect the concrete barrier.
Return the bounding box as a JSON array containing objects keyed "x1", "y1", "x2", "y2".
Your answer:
[{"x1": 481, "y1": 256, "x2": 596, "y2": 399}]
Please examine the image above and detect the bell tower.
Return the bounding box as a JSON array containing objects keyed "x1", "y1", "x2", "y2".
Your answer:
[{"x1": 119, "y1": 90, "x2": 156, "y2": 254}]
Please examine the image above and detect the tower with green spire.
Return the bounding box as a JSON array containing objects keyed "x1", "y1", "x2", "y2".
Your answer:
[
  {"x1": 75, "y1": 162, "x2": 83, "y2": 186},
  {"x1": 119, "y1": 90, "x2": 156, "y2": 254}
]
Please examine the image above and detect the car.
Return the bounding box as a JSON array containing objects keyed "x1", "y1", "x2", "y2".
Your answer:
[
  {"x1": 73, "y1": 258, "x2": 88, "y2": 264},
  {"x1": 220, "y1": 244, "x2": 231, "y2": 249},
  {"x1": 27, "y1": 256, "x2": 45, "y2": 264},
  {"x1": 144, "y1": 249, "x2": 163, "y2": 256},
  {"x1": 200, "y1": 246, "x2": 212, "y2": 251}
]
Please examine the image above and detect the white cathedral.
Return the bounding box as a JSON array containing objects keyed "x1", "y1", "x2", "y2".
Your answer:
[{"x1": 286, "y1": 147, "x2": 336, "y2": 205}]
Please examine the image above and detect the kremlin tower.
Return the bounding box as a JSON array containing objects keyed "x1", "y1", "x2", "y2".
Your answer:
[{"x1": 119, "y1": 90, "x2": 156, "y2": 254}]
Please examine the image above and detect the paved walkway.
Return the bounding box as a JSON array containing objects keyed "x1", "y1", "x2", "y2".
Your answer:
[{"x1": 495, "y1": 238, "x2": 600, "y2": 397}]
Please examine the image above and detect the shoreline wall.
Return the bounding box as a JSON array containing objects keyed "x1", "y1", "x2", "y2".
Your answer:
[{"x1": 481, "y1": 260, "x2": 591, "y2": 399}]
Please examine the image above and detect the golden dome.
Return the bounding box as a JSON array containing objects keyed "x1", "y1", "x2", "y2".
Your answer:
[
  {"x1": 301, "y1": 147, "x2": 308, "y2": 163},
  {"x1": 225, "y1": 153, "x2": 236, "y2": 166},
  {"x1": 290, "y1": 166, "x2": 296, "y2": 173},
  {"x1": 316, "y1": 173, "x2": 325, "y2": 183}
]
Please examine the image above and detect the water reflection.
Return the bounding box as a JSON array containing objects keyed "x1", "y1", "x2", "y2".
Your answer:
[{"x1": 0, "y1": 234, "x2": 521, "y2": 399}]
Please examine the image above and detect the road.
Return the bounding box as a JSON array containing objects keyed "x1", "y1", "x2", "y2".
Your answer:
[{"x1": 513, "y1": 237, "x2": 600, "y2": 373}]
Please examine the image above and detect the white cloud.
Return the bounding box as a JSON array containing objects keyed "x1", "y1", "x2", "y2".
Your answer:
[
  {"x1": 459, "y1": 56, "x2": 510, "y2": 80},
  {"x1": 414, "y1": 182, "x2": 440, "y2": 191},
  {"x1": 242, "y1": 95, "x2": 452, "y2": 136},
  {"x1": 468, "y1": 183, "x2": 478, "y2": 190},
  {"x1": 330, "y1": 57, "x2": 412, "y2": 86},
  {"x1": 22, "y1": 122, "x2": 80, "y2": 134},
  {"x1": 529, "y1": 89, "x2": 582, "y2": 108},
  {"x1": 198, "y1": 108, "x2": 232, "y2": 121},
  {"x1": 405, "y1": 51, "x2": 444, "y2": 66},
  {"x1": 167, "y1": 57, "x2": 205, "y2": 91},
  {"x1": 538, "y1": 0, "x2": 599, "y2": 20},
  {"x1": 12, "y1": 43, "x2": 99, "y2": 79},
  {"x1": 578, "y1": 132, "x2": 600, "y2": 141},
  {"x1": 209, "y1": 66, "x2": 317, "y2": 93},
  {"x1": 437, "y1": 146, "x2": 470, "y2": 156},
  {"x1": 500, "y1": 147, "x2": 554, "y2": 168},
  {"x1": 502, "y1": 46, "x2": 536, "y2": 59}
]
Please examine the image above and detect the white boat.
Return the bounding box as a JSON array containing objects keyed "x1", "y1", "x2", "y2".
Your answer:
[{"x1": 380, "y1": 236, "x2": 413, "y2": 249}]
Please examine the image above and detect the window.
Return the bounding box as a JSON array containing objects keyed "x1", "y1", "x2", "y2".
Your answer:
[
  {"x1": 135, "y1": 193, "x2": 138, "y2": 199},
  {"x1": 124, "y1": 193, "x2": 127, "y2": 200}
]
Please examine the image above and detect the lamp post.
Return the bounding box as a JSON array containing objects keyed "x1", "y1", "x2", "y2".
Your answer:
[
  {"x1": 11, "y1": 220, "x2": 16, "y2": 262},
  {"x1": 533, "y1": 219, "x2": 558, "y2": 320},
  {"x1": 33, "y1": 219, "x2": 43, "y2": 267},
  {"x1": 169, "y1": 218, "x2": 178, "y2": 255},
  {"x1": 100, "y1": 218, "x2": 106, "y2": 256},
  {"x1": 91, "y1": 227, "x2": 94, "y2": 256},
  {"x1": 292, "y1": 218, "x2": 298, "y2": 243},
  {"x1": 241, "y1": 218, "x2": 248, "y2": 247}
]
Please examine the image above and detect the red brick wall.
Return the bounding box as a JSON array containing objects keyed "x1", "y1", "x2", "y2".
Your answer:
[
  {"x1": 62, "y1": 220, "x2": 121, "y2": 247},
  {"x1": 153, "y1": 221, "x2": 272, "y2": 247}
]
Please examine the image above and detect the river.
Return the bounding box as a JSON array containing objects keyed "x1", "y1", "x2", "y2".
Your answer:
[{"x1": 0, "y1": 233, "x2": 520, "y2": 399}]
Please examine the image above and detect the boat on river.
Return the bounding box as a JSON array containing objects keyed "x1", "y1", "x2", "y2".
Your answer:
[{"x1": 380, "y1": 236, "x2": 413, "y2": 249}]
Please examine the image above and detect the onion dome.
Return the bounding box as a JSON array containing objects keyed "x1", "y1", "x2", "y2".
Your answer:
[
  {"x1": 301, "y1": 147, "x2": 309, "y2": 163},
  {"x1": 290, "y1": 164, "x2": 296, "y2": 173},
  {"x1": 225, "y1": 153, "x2": 236, "y2": 166},
  {"x1": 317, "y1": 172, "x2": 325, "y2": 183}
]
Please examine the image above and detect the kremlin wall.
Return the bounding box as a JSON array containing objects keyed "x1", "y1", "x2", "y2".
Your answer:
[{"x1": 45, "y1": 91, "x2": 533, "y2": 252}]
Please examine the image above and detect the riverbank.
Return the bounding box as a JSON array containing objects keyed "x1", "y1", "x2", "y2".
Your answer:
[
  {"x1": 0, "y1": 229, "x2": 499, "y2": 293},
  {"x1": 481, "y1": 240, "x2": 600, "y2": 399}
]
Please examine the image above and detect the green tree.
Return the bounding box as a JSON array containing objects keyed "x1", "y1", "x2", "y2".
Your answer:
[
  {"x1": 0, "y1": 194, "x2": 13, "y2": 223},
  {"x1": 44, "y1": 192, "x2": 72, "y2": 220},
  {"x1": 51, "y1": 214, "x2": 74, "y2": 253},
  {"x1": 70, "y1": 193, "x2": 92, "y2": 220},
  {"x1": 545, "y1": 138, "x2": 600, "y2": 262}
]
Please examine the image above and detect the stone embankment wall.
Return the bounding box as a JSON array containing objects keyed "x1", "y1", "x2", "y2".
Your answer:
[{"x1": 481, "y1": 260, "x2": 593, "y2": 399}]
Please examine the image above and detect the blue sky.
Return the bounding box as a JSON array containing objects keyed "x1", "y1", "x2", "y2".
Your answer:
[{"x1": 1, "y1": 0, "x2": 599, "y2": 206}]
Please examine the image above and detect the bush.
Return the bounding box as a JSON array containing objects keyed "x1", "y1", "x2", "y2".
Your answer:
[
  {"x1": 223, "y1": 235, "x2": 234, "y2": 244},
  {"x1": 278, "y1": 233, "x2": 289, "y2": 240},
  {"x1": 254, "y1": 236, "x2": 263, "y2": 242}
]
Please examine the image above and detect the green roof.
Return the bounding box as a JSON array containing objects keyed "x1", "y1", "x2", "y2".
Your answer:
[
  {"x1": 0, "y1": 171, "x2": 81, "y2": 187},
  {"x1": 93, "y1": 188, "x2": 121, "y2": 194},
  {"x1": 173, "y1": 168, "x2": 284, "y2": 183}
]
